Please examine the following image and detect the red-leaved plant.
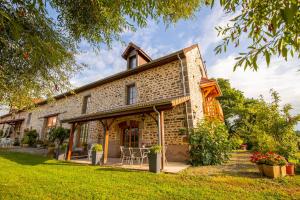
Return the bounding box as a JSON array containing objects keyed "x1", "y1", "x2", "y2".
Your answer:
[{"x1": 250, "y1": 152, "x2": 287, "y2": 166}]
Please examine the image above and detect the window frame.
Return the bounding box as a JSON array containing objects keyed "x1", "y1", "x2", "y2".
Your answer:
[
  {"x1": 128, "y1": 55, "x2": 137, "y2": 69},
  {"x1": 82, "y1": 95, "x2": 91, "y2": 114},
  {"x1": 126, "y1": 84, "x2": 137, "y2": 105}
]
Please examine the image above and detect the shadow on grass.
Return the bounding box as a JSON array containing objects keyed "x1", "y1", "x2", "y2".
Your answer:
[
  {"x1": 95, "y1": 167, "x2": 148, "y2": 173},
  {"x1": 0, "y1": 151, "x2": 50, "y2": 166}
]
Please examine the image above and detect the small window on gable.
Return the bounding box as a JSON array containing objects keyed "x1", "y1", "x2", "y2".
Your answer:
[
  {"x1": 127, "y1": 84, "x2": 137, "y2": 105},
  {"x1": 82, "y1": 95, "x2": 91, "y2": 114},
  {"x1": 128, "y1": 55, "x2": 137, "y2": 69}
]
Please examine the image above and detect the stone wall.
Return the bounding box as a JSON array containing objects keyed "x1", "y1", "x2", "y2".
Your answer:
[{"x1": 185, "y1": 47, "x2": 206, "y2": 127}]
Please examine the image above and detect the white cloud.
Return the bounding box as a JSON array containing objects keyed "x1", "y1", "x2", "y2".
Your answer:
[{"x1": 209, "y1": 55, "x2": 300, "y2": 117}]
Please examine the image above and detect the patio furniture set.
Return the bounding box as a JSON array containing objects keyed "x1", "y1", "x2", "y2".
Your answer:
[
  {"x1": 120, "y1": 146, "x2": 151, "y2": 165},
  {"x1": 0, "y1": 138, "x2": 13, "y2": 148}
]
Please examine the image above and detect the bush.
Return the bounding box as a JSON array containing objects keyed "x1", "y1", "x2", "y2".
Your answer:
[
  {"x1": 189, "y1": 119, "x2": 232, "y2": 166},
  {"x1": 92, "y1": 144, "x2": 103, "y2": 152},
  {"x1": 48, "y1": 127, "x2": 70, "y2": 145},
  {"x1": 23, "y1": 130, "x2": 38, "y2": 146},
  {"x1": 229, "y1": 136, "x2": 243, "y2": 150}
]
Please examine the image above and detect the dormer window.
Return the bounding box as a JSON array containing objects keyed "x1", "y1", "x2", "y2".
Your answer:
[
  {"x1": 122, "y1": 42, "x2": 152, "y2": 70},
  {"x1": 128, "y1": 55, "x2": 137, "y2": 69}
]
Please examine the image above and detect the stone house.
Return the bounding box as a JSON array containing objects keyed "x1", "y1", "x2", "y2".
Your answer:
[{"x1": 0, "y1": 43, "x2": 223, "y2": 163}]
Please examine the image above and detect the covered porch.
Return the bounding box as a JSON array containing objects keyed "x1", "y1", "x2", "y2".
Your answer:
[
  {"x1": 69, "y1": 157, "x2": 190, "y2": 173},
  {"x1": 61, "y1": 96, "x2": 190, "y2": 171}
]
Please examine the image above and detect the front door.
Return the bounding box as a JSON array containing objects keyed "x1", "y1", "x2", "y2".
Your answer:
[{"x1": 119, "y1": 121, "x2": 139, "y2": 147}]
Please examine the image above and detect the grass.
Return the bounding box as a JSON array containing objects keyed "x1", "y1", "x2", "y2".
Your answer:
[{"x1": 0, "y1": 150, "x2": 299, "y2": 200}]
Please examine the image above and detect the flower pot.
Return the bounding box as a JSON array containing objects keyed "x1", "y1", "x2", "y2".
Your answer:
[
  {"x1": 256, "y1": 164, "x2": 264, "y2": 175},
  {"x1": 286, "y1": 163, "x2": 295, "y2": 176},
  {"x1": 92, "y1": 151, "x2": 103, "y2": 165},
  {"x1": 263, "y1": 165, "x2": 286, "y2": 178},
  {"x1": 148, "y1": 153, "x2": 161, "y2": 173}
]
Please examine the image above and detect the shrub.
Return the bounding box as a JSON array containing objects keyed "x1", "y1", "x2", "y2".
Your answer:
[
  {"x1": 21, "y1": 135, "x2": 30, "y2": 145},
  {"x1": 250, "y1": 152, "x2": 287, "y2": 166},
  {"x1": 92, "y1": 144, "x2": 103, "y2": 152},
  {"x1": 48, "y1": 127, "x2": 70, "y2": 145},
  {"x1": 189, "y1": 119, "x2": 232, "y2": 166},
  {"x1": 229, "y1": 136, "x2": 243, "y2": 150},
  {"x1": 23, "y1": 130, "x2": 38, "y2": 146},
  {"x1": 149, "y1": 145, "x2": 161, "y2": 154}
]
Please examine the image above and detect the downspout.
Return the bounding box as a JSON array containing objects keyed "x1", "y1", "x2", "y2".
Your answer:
[
  {"x1": 177, "y1": 54, "x2": 191, "y2": 131},
  {"x1": 153, "y1": 106, "x2": 161, "y2": 146}
]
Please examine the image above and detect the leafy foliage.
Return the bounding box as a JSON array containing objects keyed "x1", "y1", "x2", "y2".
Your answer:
[
  {"x1": 48, "y1": 127, "x2": 69, "y2": 145},
  {"x1": 92, "y1": 144, "x2": 103, "y2": 152},
  {"x1": 0, "y1": 0, "x2": 204, "y2": 110},
  {"x1": 22, "y1": 129, "x2": 38, "y2": 146},
  {"x1": 189, "y1": 119, "x2": 232, "y2": 166},
  {"x1": 211, "y1": 0, "x2": 300, "y2": 70},
  {"x1": 149, "y1": 145, "x2": 162, "y2": 154},
  {"x1": 217, "y1": 78, "x2": 300, "y2": 160}
]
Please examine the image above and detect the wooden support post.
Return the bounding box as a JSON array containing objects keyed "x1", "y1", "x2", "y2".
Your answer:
[
  {"x1": 67, "y1": 123, "x2": 75, "y2": 161},
  {"x1": 103, "y1": 128, "x2": 109, "y2": 164},
  {"x1": 160, "y1": 111, "x2": 165, "y2": 170}
]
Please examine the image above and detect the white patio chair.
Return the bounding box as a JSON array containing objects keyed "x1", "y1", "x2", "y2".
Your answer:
[
  {"x1": 121, "y1": 147, "x2": 133, "y2": 165},
  {"x1": 130, "y1": 148, "x2": 142, "y2": 165},
  {"x1": 140, "y1": 148, "x2": 149, "y2": 166}
]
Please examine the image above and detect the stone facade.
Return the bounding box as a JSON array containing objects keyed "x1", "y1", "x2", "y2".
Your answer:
[{"x1": 0, "y1": 43, "x2": 208, "y2": 162}]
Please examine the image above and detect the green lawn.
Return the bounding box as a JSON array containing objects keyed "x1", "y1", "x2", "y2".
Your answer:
[{"x1": 0, "y1": 151, "x2": 299, "y2": 200}]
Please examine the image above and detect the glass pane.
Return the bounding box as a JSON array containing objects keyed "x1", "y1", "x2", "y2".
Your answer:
[{"x1": 129, "y1": 56, "x2": 136, "y2": 69}]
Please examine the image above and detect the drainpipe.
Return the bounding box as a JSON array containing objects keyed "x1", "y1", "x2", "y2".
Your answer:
[
  {"x1": 177, "y1": 54, "x2": 191, "y2": 131},
  {"x1": 153, "y1": 106, "x2": 161, "y2": 146}
]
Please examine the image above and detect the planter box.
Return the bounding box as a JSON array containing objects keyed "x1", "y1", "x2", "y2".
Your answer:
[
  {"x1": 92, "y1": 151, "x2": 103, "y2": 165},
  {"x1": 148, "y1": 153, "x2": 161, "y2": 173},
  {"x1": 263, "y1": 165, "x2": 286, "y2": 178}
]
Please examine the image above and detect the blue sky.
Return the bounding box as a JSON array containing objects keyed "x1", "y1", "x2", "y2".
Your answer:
[
  {"x1": 71, "y1": 5, "x2": 300, "y2": 129},
  {"x1": 1, "y1": 4, "x2": 299, "y2": 129}
]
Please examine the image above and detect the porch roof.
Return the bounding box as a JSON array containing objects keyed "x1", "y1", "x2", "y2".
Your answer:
[
  {"x1": 61, "y1": 96, "x2": 190, "y2": 124},
  {"x1": 0, "y1": 118, "x2": 25, "y2": 125}
]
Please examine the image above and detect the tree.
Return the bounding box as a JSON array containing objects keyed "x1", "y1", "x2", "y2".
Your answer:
[
  {"x1": 48, "y1": 127, "x2": 69, "y2": 145},
  {"x1": 0, "y1": 0, "x2": 203, "y2": 110},
  {"x1": 212, "y1": 0, "x2": 300, "y2": 70},
  {"x1": 217, "y1": 78, "x2": 300, "y2": 159}
]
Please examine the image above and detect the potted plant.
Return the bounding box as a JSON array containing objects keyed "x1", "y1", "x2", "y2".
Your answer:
[
  {"x1": 250, "y1": 152, "x2": 266, "y2": 175},
  {"x1": 286, "y1": 163, "x2": 295, "y2": 176},
  {"x1": 263, "y1": 152, "x2": 287, "y2": 178},
  {"x1": 91, "y1": 144, "x2": 103, "y2": 165},
  {"x1": 48, "y1": 127, "x2": 70, "y2": 160},
  {"x1": 148, "y1": 145, "x2": 162, "y2": 173}
]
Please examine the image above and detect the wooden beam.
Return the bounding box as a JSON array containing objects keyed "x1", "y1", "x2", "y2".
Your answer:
[
  {"x1": 160, "y1": 111, "x2": 165, "y2": 170},
  {"x1": 145, "y1": 113, "x2": 158, "y2": 124},
  {"x1": 103, "y1": 128, "x2": 109, "y2": 164},
  {"x1": 66, "y1": 123, "x2": 75, "y2": 161}
]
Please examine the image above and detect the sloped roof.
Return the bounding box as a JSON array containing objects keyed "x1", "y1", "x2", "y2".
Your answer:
[
  {"x1": 121, "y1": 42, "x2": 152, "y2": 61},
  {"x1": 61, "y1": 96, "x2": 190, "y2": 123}
]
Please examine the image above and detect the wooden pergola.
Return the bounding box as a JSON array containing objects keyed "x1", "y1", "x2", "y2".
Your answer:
[
  {"x1": 200, "y1": 78, "x2": 224, "y2": 121},
  {"x1": 61, "y1": 96, "x2": 190, "y2": 170}
]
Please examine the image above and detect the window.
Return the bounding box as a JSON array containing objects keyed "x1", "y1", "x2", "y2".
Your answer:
[
  {"x1": 44, "y1": 115, "x2": 58, "y2": 139},
  {"x1": 128, "y1": 55, "x2": 137, "y2": 69},
  {"x1": 127, "y1": 84, "x2": 136, "y2": 105},
  {"x1": 46, "y1": 116, "x2": 57, "y2": 128},
  {"x1": 74, "y1": 123, "x2": 89, "y2": 148},
  {"x1": 27, "y1": 113, "x2": 32, "y2": 125},
  {"x1": 82, "y1": 95, "x2": 91, "y2": 114}
]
